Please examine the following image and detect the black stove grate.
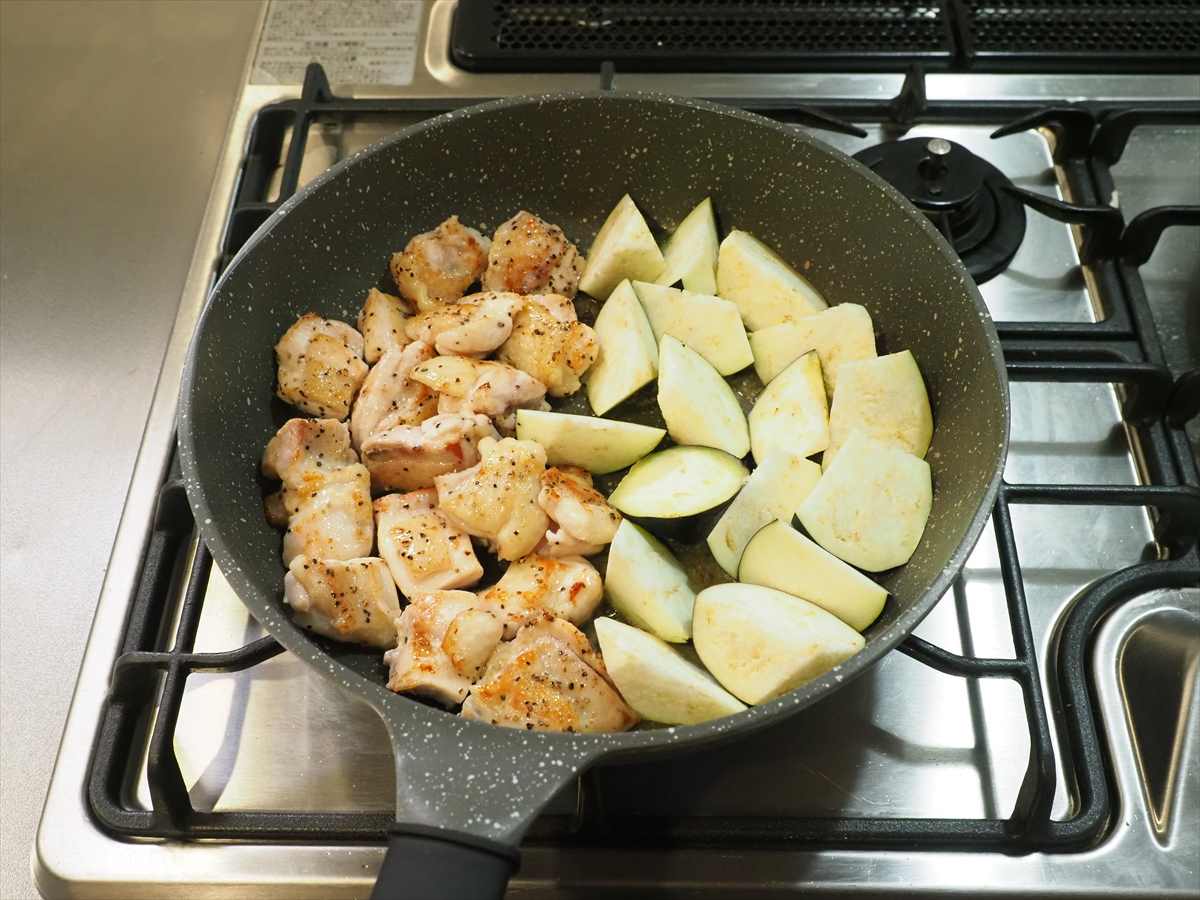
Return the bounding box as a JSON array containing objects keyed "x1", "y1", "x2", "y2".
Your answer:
[
  {"x1": 85, "y1": 64, "x2": 1200, "y2": 855},
  {"x1": 453, "y1": 1, "x2": 958, "y2": 71},
  {"x1": 451, "y1": 0, "x2": 1200, "y2": 72}
]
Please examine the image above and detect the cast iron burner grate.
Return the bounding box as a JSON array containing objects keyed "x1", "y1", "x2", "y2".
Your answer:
[
  {"x1": 854, "y1": 137, "x2": 1026, "y2": 283},
  {"x1": 84, "y1": 65, "x2": 1200, "y2": 853}
]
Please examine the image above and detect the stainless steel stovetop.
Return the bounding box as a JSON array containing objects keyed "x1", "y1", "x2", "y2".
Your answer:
[{"x1": 35, "y1": 3, "x2": 1200, "y2": 897}]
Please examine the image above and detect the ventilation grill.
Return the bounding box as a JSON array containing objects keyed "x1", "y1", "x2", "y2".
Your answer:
[
  {"x1": 451, "y1": 0, "x2": 1200, "y2": 72},
  {"x1": 452, "y1": 1, "x2": 956, "y2": 72},
  {"x1": 960, "y1": 1, "x2": 1200, "y2": 70}
]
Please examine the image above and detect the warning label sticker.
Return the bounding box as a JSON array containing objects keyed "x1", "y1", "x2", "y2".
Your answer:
[{"x1": 252, "y1": 0, "x2": 422, "y2": 86}]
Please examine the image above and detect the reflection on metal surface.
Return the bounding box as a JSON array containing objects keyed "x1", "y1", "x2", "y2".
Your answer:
[{"x1": 1116, "y1": 593, "x2": 1200, "y2": 836}]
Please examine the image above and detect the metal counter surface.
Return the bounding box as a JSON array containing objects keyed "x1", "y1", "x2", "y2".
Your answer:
[{"x1": 0, "y1": 3, "x2": 263, "y2": 897}]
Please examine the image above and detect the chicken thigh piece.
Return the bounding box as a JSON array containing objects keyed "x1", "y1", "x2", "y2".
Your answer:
[
  {"x1": 461, "y1": 616, "x2": 639, "y2": 733},
  {"x1": 403, "y1": 291, "x2": 524, "y2": 356},
  {"x1": 349, "y1": 340, "x2": 437, "y2": 450},
  {"x1": 537, "y1": 466, "x2": 621, "y2": 551},
  {"x1": 357, "y1": 288, "x2": 411, "y2": 363},
  {"x1": 478, "y1": 554, "x2": 603, "y2": 637},
  {"x1": 410, "y1": 355, "x2": 548, "y2": 434},
  {"x1": 375, "y1": 489, "x2": 483, "y2": 598},
  {"x1": 284, "y1": 556, "x2": 401, "y2": 648},
  {"x1": 482, "y1": 211, "x2": 585, "y2": 298},
  {"x1": 276, "y1": 312, "x2": 365, "y2": 359},
  {"x1": 280, "y1": 464, "x2": 375, "y2": 565},
  {"x1": 262, "y1": 418, "x2": 358, "y2": 486},
  {"x1": 384, "y1": 591, "x2": 504, "y2": 706},
  {"x1": 274, "y1": 314, "x2": 369, "y2": 419},
  {"x1": 497, "y1": 295, "x2": 599, "y2": 397},
  {"x1": 434, "y1": 436, "x2": 550, "y2": 561},
  {"x1": 389, "y1": 216, "x2": 491, "y2": 313},
  {"x1": 261, "y1": 418, "x2": 372, "y2": 561},
  {"x1": 361, "y1": 412, "x2": 498, "y2": 492}
]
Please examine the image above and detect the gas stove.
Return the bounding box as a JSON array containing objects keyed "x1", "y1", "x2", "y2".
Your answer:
[{"x1": 35, "y1": 3, "x2": 1200, "y2": 897}]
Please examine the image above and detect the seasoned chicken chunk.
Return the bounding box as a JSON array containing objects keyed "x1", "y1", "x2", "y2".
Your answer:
[
  {"x1": 284, "y1": 556, "x2": 401, "y2": 648},
  {"x1": 361, "y1": 412, "x2": 498, "y2": 492},
  {"x1": 462, "y1": 616, "x2": 638, "y2": 733},
  {"x1": 262, "y1": 418, "x2": 358, "y2": 485},
  {"x1": 261, "y1": 419, "x2": 373, "y2": 562},
  {"x1": 275, "y1": 314, "x2": 369, "y2": 419},
  {"x1": 276, "y1": 312, "x2": 365, "y2": 359},
  {"x1": 389, "y1": 216, "x2": 491, "y2": 313},
  {"x1": 280, "y1": 464, "x2": 374, "y2": 565},
  {"x1": 357, "y1": 288, "x2": 411, "y2": 363},
  {"x1": 410, "y1": 355, "x2": 548, "y2": 434},
  {"x1": 349, "y1": 341, "x2": 437, "y2": 450},
  {"x1": 479, "y1": 554, "x2": 603, "y2": 637},
  {"x1": 536, "y1": 466, "x2": 621, "y2": 553},
  {"x1": 497, "y1": 295, "x2": 599, "y2": 397},
  {"x1": 403, "y1": 291, "x2": 524, "y2": 356},
  {"x1": 385, "y1": 590, "x2": 504, "y2": 706},
  {"x1": 482, "y1": 211, "x2": 585, "y2": 298},
  {"x1": 435, "y1": 436, "x2": 549, "y2": 561},
  {"x1": 375, "y1": 489, "x2": 483, "y2": 598}
]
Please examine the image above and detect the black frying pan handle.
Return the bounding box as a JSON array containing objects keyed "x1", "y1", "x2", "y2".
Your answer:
[{"x1": 370, "y1": 824, "x2": 519, "y2": 900}]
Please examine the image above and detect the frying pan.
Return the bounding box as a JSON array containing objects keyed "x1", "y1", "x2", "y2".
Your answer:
[{"x1": 178, "y1": 92, "x2": 1008, "y2": 899}]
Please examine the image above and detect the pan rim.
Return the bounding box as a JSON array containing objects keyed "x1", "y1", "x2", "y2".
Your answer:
[{"x1": 178, "y1": 89, "x2": 1009, "y2": 759}]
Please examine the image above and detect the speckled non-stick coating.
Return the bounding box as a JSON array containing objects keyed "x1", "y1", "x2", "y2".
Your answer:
[{"x1": 178, "y1": 93, "x2": 1008, "y2": 841}]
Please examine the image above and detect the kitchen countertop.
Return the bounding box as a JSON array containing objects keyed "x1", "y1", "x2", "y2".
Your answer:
[{"x1": 0, "y1": 2, "x2": 263, "y2": 897}]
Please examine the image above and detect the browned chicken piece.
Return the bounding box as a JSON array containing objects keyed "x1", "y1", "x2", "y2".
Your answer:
[
  {"x1": 536, "y1": 466, "x2": 621, "y2": 554},
  {"x1": 461, "y1": 616, "x2": 639, "y2": 733},
  {"x1": 403, "y1": 291, "x2": 524, "y2": 356},
  {"x1": 261, "y1": 418, "x2": 358, "y2": 486},
  {"x1": 434, "y1": 436, "x2": 549, "y2": 561},
  {"x1": 261, "y1": 418, "x2": 373, "y2": 563},
  {"x1": 389, "y1": 216, "x2": 491, "y2": 313},
  {"x1": 357, "y1": 288, "x2": 411, "y2": 363},
  {"x1": 482, "y1": 211, "x2": 585, "y2": 298},
  {"x1": 497, "y1": 295, "x2": 599, "y2": 397},
  {"x1": 384, "y1": 590, "x2": 504, "y2": 706},
  {"x1": 478, "y1": 554, "x2": 603, "y2": 637},
  {"x1": 284, "y1": 556, "x2": 401, "y2": 648},
  {"x1": 410, "y1": 355, "x2": 548, "y2": 434},
  {"x1": 349, "y1": 340, "x2": 437, "y2": 450},
  {"x1": 280, "y1": 464, "x2": 374, "y2": 565},
  {"x1": 361, "y1": 412, "x2": 498, "y2": 492},
  {"x1": 274, "y1": 313, "x2": 369, "y2": 419},
  {"x1": 374, "y1": 489, "x2": 483, "y2": 598}
]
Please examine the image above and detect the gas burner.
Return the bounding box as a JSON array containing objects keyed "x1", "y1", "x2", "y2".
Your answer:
[{"x1": 854, "y1": 137, "x2": 1026, "y2": 283}]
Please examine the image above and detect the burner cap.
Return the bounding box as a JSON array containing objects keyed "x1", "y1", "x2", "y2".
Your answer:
[{"x1": 853, "y1": 138, "x2": 1026, "y2": 283}]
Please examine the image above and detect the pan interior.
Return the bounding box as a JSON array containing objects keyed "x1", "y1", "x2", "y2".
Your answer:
[{"x1": 181, "y1": 93, "x2": 1007, "y2": 738}]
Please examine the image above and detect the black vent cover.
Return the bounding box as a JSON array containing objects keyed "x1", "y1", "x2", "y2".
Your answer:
[
  {"x1": 452, "y1": 1, "x2": 957, "y2": 72},
  {"x1": 451, "y1": 0, "x2": 1200, "y2": 73},
  {"x1": 960, "y1": 1, "x2": 1200, "y2": 71}
]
